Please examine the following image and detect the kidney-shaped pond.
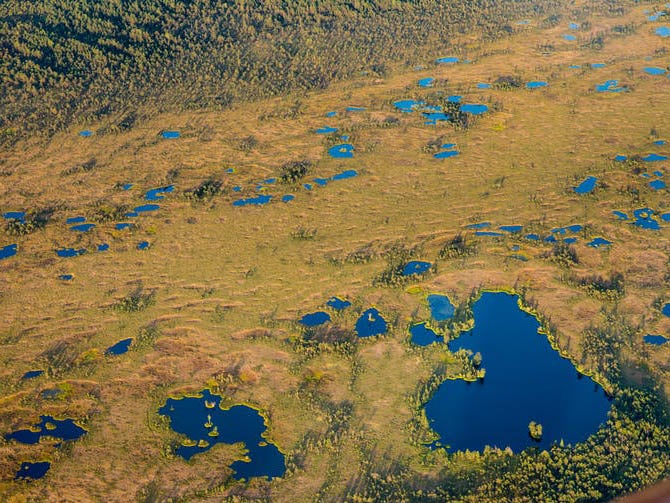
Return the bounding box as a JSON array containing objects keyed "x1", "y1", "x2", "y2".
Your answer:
[
  {"x1": 159, "y1": 389, "x2": 285, "y2": 481},
  {"x1": 425, "y1": 292, "x2": 611, "y2": 453}
]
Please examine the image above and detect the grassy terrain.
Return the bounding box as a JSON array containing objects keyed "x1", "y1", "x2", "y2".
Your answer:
[{"x1": 0, "y1": 2, "x2": 669, "y2": 501}]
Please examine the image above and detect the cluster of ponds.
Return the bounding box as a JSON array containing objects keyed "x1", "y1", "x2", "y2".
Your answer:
[
  {"x1": 298, "y1": 295, "x2": 389, "y2": 337},
  {"x1": 158, "y1": 389, "x2": 285, "y2": 480}
]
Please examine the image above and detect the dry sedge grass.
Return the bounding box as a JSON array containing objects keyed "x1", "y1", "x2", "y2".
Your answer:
[{"x1": 0, "y1": 4, "x2": 669, "y2": 501}]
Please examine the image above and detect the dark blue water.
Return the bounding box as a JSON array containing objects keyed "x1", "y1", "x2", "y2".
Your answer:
[
  {"x1": 427, "y1": 294, "x2": 455, "y2": 321},
  {"x1": 137, "y1": 241, "x2": 150, "y2": 250},
  {"x1": 552, "y1": 224, "x2": 582, "y2": 234},
  {"x1": 587, "y1": 237, "x2": 612, "y2": 248},
  {"x1": 79, "y1": 130, "x2": 94, "y2": 137},
  {"x1": 644, "y1": 335, "x2": 668, "y2": 345},
  {"x1": 159, "y1": 389, "x2": 285, "y2": 480},
  {"x1": 525, "y1": 233, "x2": 540, "y2": 240},
  {"x1": 499, "y1": 225, "x2": 523, "y2": 233},
  {"x1": 614, "y1": 155, "x2": 627, "y2": 162},
  {"x1": 56, "y1": 248, "x2": 86, "y2": 258},
  {"x1": 300, "y1": 311, "x2": 331, "y2": 327},
  {"x1": 135, "y1": 204, "x2": 160, "y2": 212},
  {"x1": 22, "y1": 370, "x2": 44, "y2": 380},
  {"x1": 447, "y1": 95, "x2": 462, "y2": 104},
  {"x1": 326, "y1": 111, "x2": 337, "y2": 117},
  {"x1": 106, "y1": 338, "x2": 133, "y2": 355},
  {"x1": 162, "y1": 131, "x2": 180, "y2": 139},
  {"x1": 410, "y1": 323, "x2": 441, "y2": 346},
  {"x1": 434, "y1": 150, "x2": 459, "y2": 159},
  {"x1": 1, "y1": 243, "x2": 18, "y2": 260},
  {"x1": 70, "y1": 224, "x2": 95, "y2": 232},
  {"x1": 574, "y1": 176, "x2": 597, "y2": 194},
  {"x1": 355, "y1": 308, "x2": 387, "y2": 337},
  {"x1": 394, "y1": 99, "x2": 425, "y2": 112},
  {"x1": 544, "y1": 235, "x2": 557, "y2": 243},
  {"x1": 145, "y1": 185, "x2": 175, "y2": 201},
  {"x1": 115, "y1": 223, "x2": 134, "y2": 230},
  {"x1": 125, "y1": 211, "x2": 139, "y2": 218},
  {"x1": 526, "y1": 81, "x2": 548, "y2": 89},
  {"x1": 649, "y1": 179, "x2": 666, "y2": 190},
  {"x1": 436, "y1": 57, "x2": 459, "y2": 64},
  {"x1": 232, "y1": 195, "x2": 273, "y2": 207},
  {"x1": 642, "y1": 153, "x2": 668, "y2": 162},
  {"x1": 59, "y1": 274, "x2": 74, "y2": 281},
  {"x1": 656, "y1": 26, "x2": 670, "y2": 37},
  {"x1": 460, "y1": 104, "x2": 489, "y2": 115},
  {"x1": 328, "y1": 144, "x2": 354, "y2": 159},
  {"x1": 633, "y1": 208, "x2": 661, "y2": 230},
  {"x1": 403, "y1": 261, "x2": 432, "y2": 275},
  {"x1": 418, "y1": 78, "x2": 435, "y2": 88},
  {"x1": 316, "y1": 127, "x2": 338, "y2": 134},
  {"x1": 644, "y1": 67, "x2": 667, "y2": 76},
  {"x1": 3, "y1": 211, "x2": 26, "y2": 221},
  {"x1": 331, "y1": 169, "x2": 358, "y2": 181},
  {"x1": 426, "y1": 292, "x2": 611, "y2": 452},
  {"x1": 423, "y1": 112, "x2": 450, "y2": 124},
  {"x1": 563, "y1": 237, "x2": 578, "y2": 244},
  {"x1": 596, "y1": 80, "x2": 625, "y2": 92},
  {"x1": 97, "y1": 243, "x2": 109, "y2": 252},
  {"x1": 327, "y1": 297, "x2": 351, "y2": 310},
  {"x1": 15, "y1": 462, "x2": 51, "y2": 481},
  {"x1": 122, "y1": 183, "x2": 133, "y2": 190},
  {"x1": 281, "y1": 194, "x2": 295, "y2": 202},
  {"x1": 662, "y1": 304, "x2": 670, "y2": 317},
  {"x1": 466, "y1": 222, "x2": 490, "y2": 230},
  {"x1": 66, "y1": 216, "x2": 86, "y2": 224},
  {"x1": 5, "y1": 415, "x2": 87, "y2": 444}
]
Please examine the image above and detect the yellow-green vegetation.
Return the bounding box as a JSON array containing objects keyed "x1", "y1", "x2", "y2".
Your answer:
[
  {"x1": 528, "y1": 421, "x2": 543, "y2": 441},
  {"x1": 0, "y1": 1, "x2": 669, "y2": 502}
]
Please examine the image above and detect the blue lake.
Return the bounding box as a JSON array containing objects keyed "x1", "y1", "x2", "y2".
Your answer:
[
  {"x1": 3, "y1": 211, "x2": 26, "y2": 221},
  {"x1": 614, "y1": 155, "x2": 627, "y2": 162},
  {"x1": 162, "y1": 131, "x2": 180, "y2": 139},
  {"x1": 1, "y1": 243, "x2": 18, "y2": 260},
  {"x1": 328, "y1": 144, "x2": 355, "y2": 159},
  {"x1": 394, "y1": 99, "x2": 425, "y2": 112},
  {"x1": 316, "y1": 127, "x2": 338, "y2": 134},
  {"x1": 15, "y1": 462, "x2": 50, "y2": 481},
  {"x1": 644, "y1": 67, "x2": 667, "y2": 75},
  {"x1": 159, "y1": 389, "x2": 285, "y2": 480},
  {"x1": 436, "y1": 57, "x2": 459, "y2": 64},
  {"x1": 434, "y1": 150, "x2": 460, "y2": 159},
  {"x1": 552, "y1": 224, "x2": 582, "y2": 234},
  {"x1": 526, "y1": 81, "x2": 548, "y2": 89},
  {"x1": 59, "y1": 274, "x2": 74, "y2": 281},
  {"x1": 587, "y1": 237, "x2": 612, "y2": 248},
  {"x1": 281, "y1": 194, "x2": 295, "y2": 202},
  {"x1": 418, "y1": 78, "x2": 435, "y2": 88},
  {"x1": 233, "y1": 195, "x2": 273, "y2": 207},
  {"x1": 135, "y1": 204, "x2": 160, "y2": 212},
  {"x1": 22, "y1": 370, "x2": 44, "y2": 380},
  {"x1": 346, "y1": 106, "x2": 366, "y2": 112},
  {"x1": 642, "y1": 153, "x2": 668, "y2": 162},
  {"x1": 5, "y1": 415, "x2": 87, "y2": 444},
  {"x1": 633, "y1": 208, "x2": 661, "y2": 230},
  {"x1": 71, "y1": 224, "x2": 95, "y2": 232},
  {"x1": 115, "y1": 223, "x2": 133, "y2": 230},
  {"x1": 525, "y1": 233, "x2": 540, "y2": 240},
  {"x1": 477, "y1": 83, "x2": 491, "y2": 89},
  {"x1": 644, "y1": 335, "x2": 668, "y2": 345},
  {"x1": 331, "y1": 169, "x2": 358, "y2": 181},
  {"x1": 66, "y1": 216, "x2": 86, "y2": 224},
  {"x1": 56, "y1": 248, "x2": 86, "y2": 258},
  {"x1": 327, "y1": 297, "x2": 351, "y2": 310},
  {"x1": 650, "y1": 179, "x2": 666, "y2": 190},
  {"x1": 79, "y1": 130, "x2": 94, "y2": 137},
  {"x1": 122, "y1": 183, "x2": 133, "y2": 190},
  {"x1": 427, "y1": 294, "x2": 455, "y2": 321},
  {"x1": 591, "y1": 63, "x2": 607, "y2": 69},
  {"x1": 656, "y1": 26, "x2": 670, "y2": 37},
  {"x1": 425, "y1": 292, "x2": 611, "y2": 452},
  {"x1": 410, "y1": 323, "x2": 441, "y2": 346},
  {"x1": 355, "y1": 308, "x2": 387, "y2": 337},
  {"x1": 326, "y1": 111, "x2": 337, "y2": 117},
  {"x1": 563, "y1": 237, "x2": 578, "y2": 244},
  {"x1": 145, "y1": 185, "x2": 175, "y2": 201},
  {"x1": 137, "y1": 241, "x2": 150, "y2": 250},
  {"x1": 125, "y1": 212, "x2": 139, "y2": 218},
  {"x1": 662, "y1": 303, "x2": 670, "y2": 317},
  {"x1": 569, "y1": 22, "x2": 580, "y2": 29},
  {"x1": 106, "y1": 338, "x2": 133, "y2": 355},
  {"x1": 574, "y1": 176, "x2": 597, "y2": 194},
  {"x1": 499, "y1": 225, "x2": 523, "y2": 233},
  {"x1": 403, "y1": 261, "x2": 432, "y2": 275},
  {"x1": 563, "y1": 34, "x2": 577, "y2": 41},
  {"x1": 596, "y1": 80, "x2": 625, "y2": 92},
  {"x1": 97, "y1": 243, "x2": 109, "y2": 252},
  {"x1": 461, "y1": 104, "x2": 489, "y2": 115},
  {"x1": 466, "y1": 222, "x2": 490, "y2": 230},
  {"x1": 300, "y1": 311, "x2": 331, "y2": 327}
]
